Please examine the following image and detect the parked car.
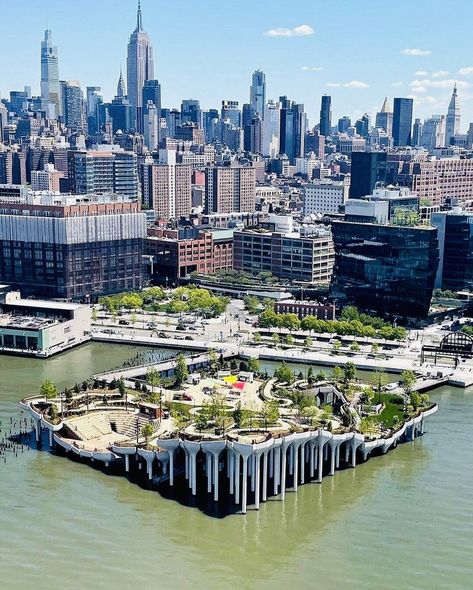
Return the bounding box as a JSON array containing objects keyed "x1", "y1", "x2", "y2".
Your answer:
[
  {"x1": 176, "y1": 325, "x2": 185, "y2": 331},
  {"x1": 118, "y1": 319, "x2": 130, "y2": 326},
  {"x1": 185, "y1": 335, "x2": 194, "y2": 341}
]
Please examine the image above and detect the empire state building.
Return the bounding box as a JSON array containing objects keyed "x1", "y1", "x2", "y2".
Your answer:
[{"x1": 127, "y1": 0, "x2": 154, "y2": 132}]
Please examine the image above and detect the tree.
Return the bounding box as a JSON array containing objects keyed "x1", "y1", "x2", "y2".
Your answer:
[
  {"x1": 281, "y1": 313, "x2": 300, "y2": 331},
  {"x1": 40, "y1": 379, "x2": 57, "y2": 400},
  {"x1": 373, "y1": 369, "x2": 388, "y2": 403},
  {"x1": 146, "y1": 368, "x2": 162, "y2": 405},
  {"x1": 121, "y1": 294, "x2": 144, "y2": 310},
  {"x1": 285, "y1": 334, "x2": 294, "y2": 345},
  {"x1": 118, "y1": 377, "x2": 126, "y2": 397},
  {"x1": 343, "y1": 362, "x2": 357, "y2": 385},
  {"x1": 175, "y1": 353, "x2": 189, "y2": 386},
  {"x1": 359, "y1": 416, "x2": 381, "y2": 437},
  {"x1": 130, "y1": 313, "x2": 137, "y2": 326},
  {"x1": 350, "y1": 341, "x2": 360, "y2": 352},
  {"x1": 243, "y1": 295, "x2": 260, "y2": 314},
  {"x1": 253, "y1": 332, "x2": 262, "y2": 343},
  {"x1": 307, "y1": 366, "x2": 314, "y2": 384},
  {"x1": 333, "y1": 340, "x2": 342, "y2": 352},
  {"x1": 315, "y1": 370, "x2": 326, "y2": 383},
  {"x1": 171, "y1": 406, "x2": 190, "y2": 432},
  {"x1": 410, "y1": 391, "x2": 422, "y2": 410},
  {"x1": 248, "y1": 357, "x2": 260, "y2": 374},
  {"x1": 141, "y1": 422, "x2": 154, "y2": 442},
  {"x1": 401, "y1": 370, "x2": 416, "y2": 397},
  {"x1": 332, "y1": 366, "x2": 344, "y2": 383},
  {"x1": 274, "y1": 362, "x2": 294, "y2": 384},
  {"x1": 91, "y1": 307, "x2": 98, "y2": 323},
  {"x1": 259, "y1": 400, "x2": 280, "y2": 429},
  {"x1": 371, "y1": 342, "x2": 380, "y2": 353},
  {"x1": 272, "y1": 333, "x2": 280, "y2": 346},
  {"x1": 304, "y1": 336, "x2": 313, "y2": 347}
]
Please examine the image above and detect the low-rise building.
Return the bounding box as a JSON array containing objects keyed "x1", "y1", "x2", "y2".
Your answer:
[
  {"x1": 233, "y1": 215, "x2": 334, "y2": 284},
  {"x1": 146, "y1": 227, "x2": 233, "y2": 281},
  {"x1": 0, "y1": 289, "x2": 91, "y2": 357},
  {"x1": 275, "y1": 300, "x2": 336, "y2": 320}
]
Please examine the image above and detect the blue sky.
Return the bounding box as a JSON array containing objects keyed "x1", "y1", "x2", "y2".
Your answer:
[{"x1": 2, "y1": 0, "x2": 473, "y2": 129}]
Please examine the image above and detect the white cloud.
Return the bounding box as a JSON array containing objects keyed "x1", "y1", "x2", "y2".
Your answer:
[
  {"x1": 326, "y1": 80, "x2": 369, "y2": 88},
  {"x1": 390, "y1": 81, "x2": 403, "y2": 87},
  {"x1": 410, "y1": 78, "x2": 468, "y2": 93},
  {"x1": 415, "y1": 70, "x2": 429, "y2": 76},
  {"x1": 401, "y1": 48, "x2": 432, "y2": 56},
  {"x1": 432, "y1": 70, "x2": 449, "y2": 78},
  {"x1": 407, "y1": 95, "x2": 440, "y2": 106},
  {"x1": 301, "y1": 66, "x2": 323, "y2": 71},
  {"x1": 264, "y1": 24, "x2": 314, "y2": 37},
  {"x1": 459, "y1": 66, "x2": 473, "y2": 76}
]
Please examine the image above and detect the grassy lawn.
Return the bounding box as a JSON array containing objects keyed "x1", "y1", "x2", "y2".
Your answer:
[{"x1": 376, "y1": 394, "x2": 406, "y2": 429}]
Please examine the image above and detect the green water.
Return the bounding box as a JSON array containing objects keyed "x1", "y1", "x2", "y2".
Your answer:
[{"x1": 0, "y1": 342, "x2": 472, "y2": 590}]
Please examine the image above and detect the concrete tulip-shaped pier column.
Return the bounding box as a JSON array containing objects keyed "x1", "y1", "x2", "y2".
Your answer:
[
  {"x1": 181, "y1": 440, "x2": 201, "y2": 496},
  {"x1": 232, "y1": 442, "x2": 254, "y2": 514},
  {"x1": 328, "y1": 434, "x2": 348, "y2": 475},
  {"x1": 156, "y1": 439, "x2": 180, "y2": 486},
  {"x1": 201, "y1": 441, "x2": 227, "y2": 502},
  {"x1": 252, "y1": 439, "x2": 274, "y2": 509},
  {"x1": 279, "y1": 433, "x2": 296, "y2": 500},
  {"x1": 292, "y1": 432, "x2": 311, "y2": 490},
  {"x1": 138, "y1": 448, "x2": 156, "y2": 480},
  {"x1": 272, "y1": 438, "x2": 282, "y2": 495},
  {"x1": 156, "y1": 451, "x2": 169, "y2": 476},
  {"x1": 350, "y1": 433, "x2": 364, "y2": 467}
]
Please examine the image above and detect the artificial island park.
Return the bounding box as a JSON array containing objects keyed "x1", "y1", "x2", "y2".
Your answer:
[{"x1": 14, "y1": 281, "x2": 473, "y2": 516}]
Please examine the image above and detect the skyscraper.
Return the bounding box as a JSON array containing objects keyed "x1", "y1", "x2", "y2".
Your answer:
[
  {"x1": 393, "y1": 98, "x2": 413, "y2": 147},
  {"x1": 40, "y1": 30, "x2": 60, "y2": 117},
  {"x1": 250, "y1": 70, "x2": 266, "y2": 119},
  {"x1": 142, "y1": 80, "x2": 161, "y2": 141},
  {"x1": 375, "y1": 97, "x2": 393, "y2": 136},
  {"x1": 62, "y1": 81, "x2": 85, "y2": 133},
  {"x1": 221, "y1": 101, "x2": 241, "y2": 127},
  {"x1": 320, "y1": 95, "x2": 332, "y2": 137},
  {"x1": 445, "y1": 84, "x2": 460, "y2": 147},
  {"x1": 127, "y1": 0, "x2": 154, "y2": 132},
  {"x1": 86, "y1": 86, "x2": 103, "y2": 134}
]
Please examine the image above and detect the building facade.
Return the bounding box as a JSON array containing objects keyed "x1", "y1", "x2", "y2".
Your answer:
[
  {"x1": 205, "y1": 165, "x2": 256, "y2": 214},
  {"x1": 432, "y1": 210, "x2": 473, "y2": 292},
  {"x1": 0, "y1": 192, "x2": 146, "y2": 300},
  {"x1": 234, "y1": 219, "x2": 334, "y2": 283},
  {"x1": 330, "y1": 220, "x2": 439, "y2": 318},
  {"x1": 393, "y1": 98, "x2": 413, "y2": 147},
  {"x1": 146, "y1": 227, "x2": 233, "y2": 280},
  {"x1": 303, "y1": 180, "x2": 349, "y2": 215}
]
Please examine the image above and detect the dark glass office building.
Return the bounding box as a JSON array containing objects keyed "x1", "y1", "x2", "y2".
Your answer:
[
  {"x1": 393, "y1": 98, "x2": 413, "y2": 147},
  {"x1": 330, "y1": 220, "x2": 439, "y2": 318},
  {"x1": 319, "y1": 95, "x2": 332, "y2": 137},
  {"x1": 432, "y1": 211, "x2": 473, "y2": 292},
  {"x1": 350, "y1": 151, "x2": 387, "y2": 198}
]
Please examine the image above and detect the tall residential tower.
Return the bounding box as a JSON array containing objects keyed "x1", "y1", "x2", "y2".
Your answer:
[{"x1": 250, "y1": 70, "x2": 266, "y2": 119}]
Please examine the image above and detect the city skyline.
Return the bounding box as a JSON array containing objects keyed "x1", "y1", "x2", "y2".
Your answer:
[{"x1": 2, "y1": 0, "x2": 473, "y2": 127}]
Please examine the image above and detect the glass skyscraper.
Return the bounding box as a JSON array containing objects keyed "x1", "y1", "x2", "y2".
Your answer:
[
  {"x1": 250, "y1": 70, "x2": 266, "y2": 119},
  {"x1": 319, "y1": 94, "x2": 332, "y2": 137},
  {"x1": 393, "y1": 98, "x2": 413, "y2": 147},
  {"x1": 40, "y1": 29, "x2": 60, "y2": 117}
]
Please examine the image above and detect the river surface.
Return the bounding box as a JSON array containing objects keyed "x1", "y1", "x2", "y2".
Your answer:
[{"x1": 0, "y1": 342, "x2": 472, "y2": 590}]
